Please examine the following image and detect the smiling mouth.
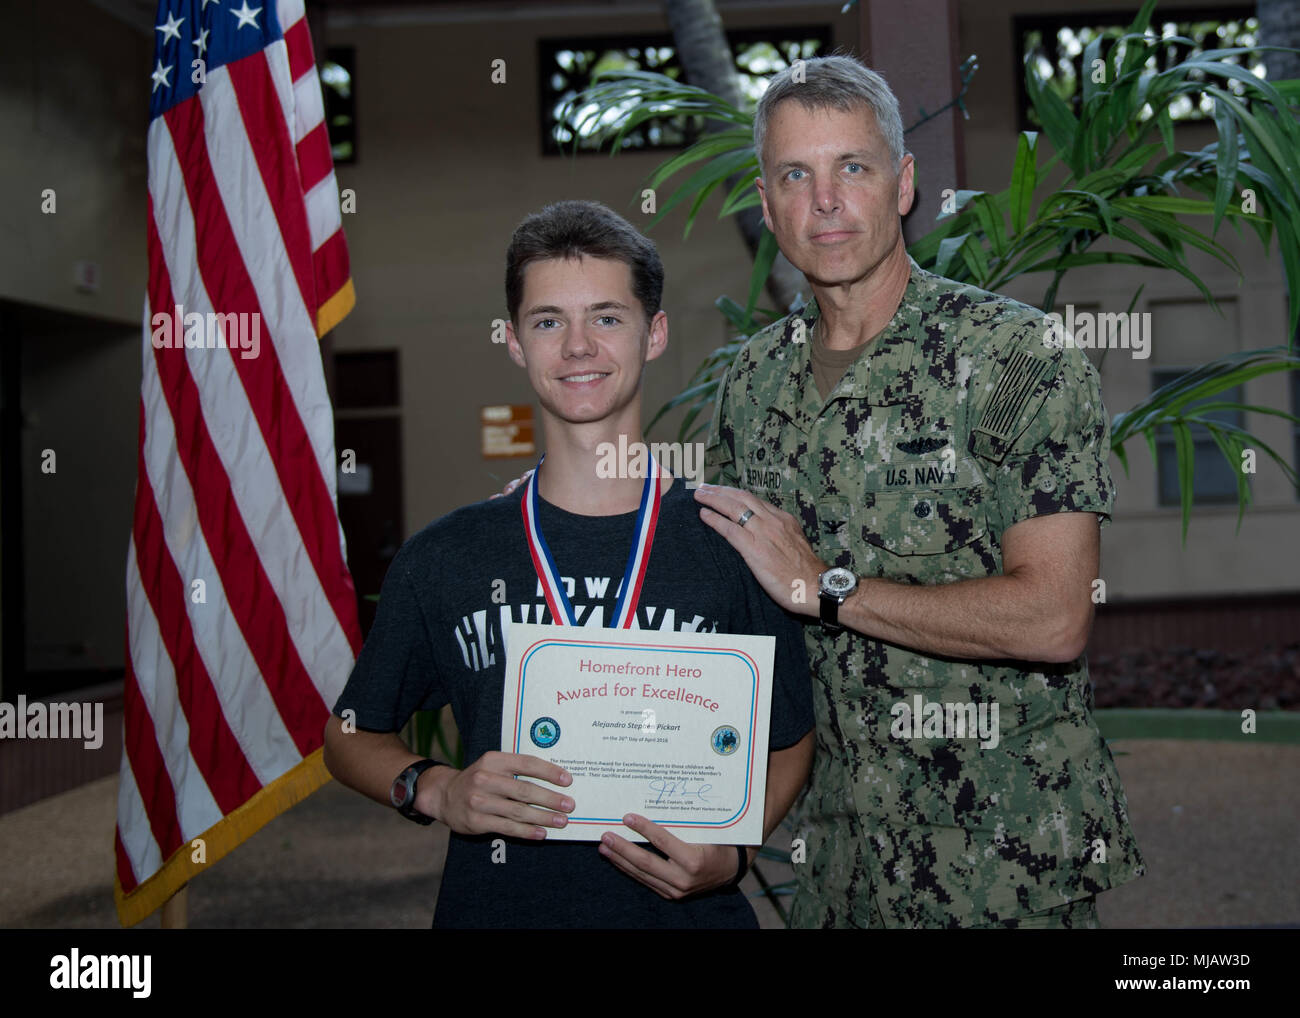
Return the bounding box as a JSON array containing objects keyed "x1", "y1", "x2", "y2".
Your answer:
[{"x1": 559, "y1": 371, "x2": 610, "y2": 383}]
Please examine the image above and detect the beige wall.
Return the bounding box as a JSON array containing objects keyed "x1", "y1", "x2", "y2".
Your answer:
[
  {"x1": 0, "y1": 1, "x2": 149, "y2": 324},
  {"x1": 0, "y1": 1, "x2": 149, "y2": 683}
]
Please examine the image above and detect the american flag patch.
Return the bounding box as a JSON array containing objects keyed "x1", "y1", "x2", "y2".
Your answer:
[
  {"x1": 974, "y1": 350, "x2": 1052, "y2": 442},
  {"x1": 969, "y1": 349, "x2": 1054, "y2": 463}
]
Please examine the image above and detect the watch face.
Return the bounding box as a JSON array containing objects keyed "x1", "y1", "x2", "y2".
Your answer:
[
  {"x1": 822, "y1": 568, "x2": 856, "y2": 596},
  {"x1": 390, "y1": 777, "x2": 410, "y2": 809}
]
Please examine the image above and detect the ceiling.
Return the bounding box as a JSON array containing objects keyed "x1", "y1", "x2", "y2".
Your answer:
[{"x1": 87, "y1": 0, "x2": 828, "y2": 35}]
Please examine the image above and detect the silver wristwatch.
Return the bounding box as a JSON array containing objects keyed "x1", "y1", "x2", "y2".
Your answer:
[{"x1": 818, "y1": 567, "x2": 858, "y2": 632}]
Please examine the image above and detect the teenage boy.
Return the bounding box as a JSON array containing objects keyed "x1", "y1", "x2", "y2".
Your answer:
[{"x1": 323, "y1": 200, "x2": 814, "y2": 929}]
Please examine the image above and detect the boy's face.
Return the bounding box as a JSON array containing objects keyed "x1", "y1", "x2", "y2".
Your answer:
[
  {"x1": 756, "y1": 100, "x2": 915, "y2": 289},
  {"x1": 506, "y1": 255, "x2": 667, "y2": 428}
]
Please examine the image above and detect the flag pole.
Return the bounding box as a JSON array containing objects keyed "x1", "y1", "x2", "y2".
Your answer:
[{"x1": 159, "y1": 883, "x2": 189, "y2": 929}]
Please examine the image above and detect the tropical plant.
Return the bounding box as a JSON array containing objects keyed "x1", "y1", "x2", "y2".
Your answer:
[{"x1": 558, "y1": 0, "x2": 1300, "y2": 537}]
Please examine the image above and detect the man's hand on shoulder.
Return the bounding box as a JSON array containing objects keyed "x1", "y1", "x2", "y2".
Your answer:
[
  {"x1": 489, "y1": 468, "x2": 534, "y2": 500},
  {"x1": 599, "y1": 814, "x2": 746, "y2": 900},
  {"x1": 427, "y1": 751, "x2": 575, "y2": 840},
  {"x1": 693, "y1": 483, "x2": 823, "y2": 616}
]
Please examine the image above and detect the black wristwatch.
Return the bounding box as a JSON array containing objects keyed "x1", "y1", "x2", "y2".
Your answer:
[
  {"x1": 390, "y1": 759, "x2": 443, "y2": 825},
  {"x1": 818, "y1": 567, "x2": 858, "y2": 632}
]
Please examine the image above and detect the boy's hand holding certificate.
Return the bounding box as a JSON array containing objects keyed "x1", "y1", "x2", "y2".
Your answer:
[{"x1": 502, "y1": 623, "x2": 775, "y2": 845}]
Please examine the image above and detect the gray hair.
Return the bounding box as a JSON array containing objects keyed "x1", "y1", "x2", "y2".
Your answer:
[{"x1": 753, "y1": 55, "x2": 905, "y2": 177}]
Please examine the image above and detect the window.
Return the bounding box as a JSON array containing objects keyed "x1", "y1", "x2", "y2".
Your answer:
[
  {"x1": 1152, "y1": 368, "x2": 1244, "y2": 506},
  {"x1": 321, "y1": 47, "x2": 356, "y2": 164},
  {"x1": 1014, "y1": 9, "x2": 1261, "y2": 133},
  {"x1": 540, "y1": 27, "x2": 832, "y2": 156}
]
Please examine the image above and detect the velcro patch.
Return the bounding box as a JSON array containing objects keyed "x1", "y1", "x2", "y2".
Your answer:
[{"x1": 971, "y1": 349, "x2": 1052, "y2": 462}]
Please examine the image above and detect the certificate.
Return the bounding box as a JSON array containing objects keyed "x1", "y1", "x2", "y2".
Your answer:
[{"x1": 501, "y1": 622, "x2": 775, "y2": 845}]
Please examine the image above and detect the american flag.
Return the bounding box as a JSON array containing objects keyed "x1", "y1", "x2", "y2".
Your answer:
[{"x1": 117, "y1": 0, "x2": 361, "y2": 925}]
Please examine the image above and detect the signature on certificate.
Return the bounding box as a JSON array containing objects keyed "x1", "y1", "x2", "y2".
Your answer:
[{"x1": 648, "y1": 778, "x2": 713, "y2": 804}]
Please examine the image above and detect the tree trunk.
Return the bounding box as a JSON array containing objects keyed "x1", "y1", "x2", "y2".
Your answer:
[
  {"x1": 1257, "y1": 0, "x2": 1300, "y2": 84},
  {"x1": 662, "y1": 0, "x2": 806, "y2": 315}
]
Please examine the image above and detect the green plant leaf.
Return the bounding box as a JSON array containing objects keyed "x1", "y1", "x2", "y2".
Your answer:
[
  {"x1": 959, "y1": 231, "x2": 990, "y2": 284},
  {"x1": 1054, "y1": 189, "x2": 1116, "y2": 234},
  {"x1": 646, "y1": 129, "x2": 755, "y2": 190},
  {"x1": 935, "y1": 234, "x2": 972, "y2": 278},
  {"x1": 1025, "y1": 53, "x2": 1081, "y2": 173},
  {"x1": 1202, "y1": 423, "x2": 1250, "y2": 531},
  {"x1": 715, "y1": 295, "x2": 757, "y2": 334},
  {"x1": 1211, "y1": 99, "x2": 1239, "y2": 235},
  {"x1": 972, "y1": 193, "x2": 1007, "y2": 259},
  {"x1": 1015, "y1": 250, "x2": 1164, "y2": 276},
  {"x1": 1113, "y1": 348, "x2": 1300, "y2": 438},
  {"x1": 1010, "y1": 131, "x2": 1038, "y2": 235},
  {"x1": 1171, "y1": 420, "x2": 1194, "y2": 543},
  {"x1": 1081, "y1": 32, "x2": 1106, "y2": 108},
  {"x1": 718, "y1": 169, "x2": 761, "y2": 216},
  {"x1": 1112, "y1": 441, "x2": 1130, "y2": 475},
  {"x1": 650, "y1": 149, "x2": 759, "y2": 233},
  {"x1": 645, "y1": 377, "x2": 720, "y2": 435},
  {"x1": 1154, "y1": 106, "x2": 1175, "y2": 154},
  {"x1": 745, "y1": 228, "x2": 780, "y2": 322}
]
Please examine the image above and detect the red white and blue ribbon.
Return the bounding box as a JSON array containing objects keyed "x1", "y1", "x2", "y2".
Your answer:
[{"x1": 521, "y1": 452, "x2": 661, "y2": 628}]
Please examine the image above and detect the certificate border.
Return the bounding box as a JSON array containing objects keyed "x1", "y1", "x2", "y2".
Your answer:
[{"x1": 510, "y1": 636, "x2": 762, "y2": 832}]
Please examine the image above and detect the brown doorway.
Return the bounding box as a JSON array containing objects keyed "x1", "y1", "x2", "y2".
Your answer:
[{"x1": 333, "y1": 350, "x2": 403, "y2": 637}]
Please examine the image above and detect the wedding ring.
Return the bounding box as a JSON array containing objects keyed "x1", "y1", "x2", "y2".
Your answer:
[{"x1": 736, "y1": 509, "x2": 755, "y2": 527}]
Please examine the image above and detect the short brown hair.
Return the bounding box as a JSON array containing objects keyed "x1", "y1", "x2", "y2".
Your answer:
[{"x1": 505, "y1": 200, "x2": 664, "y2": 325}]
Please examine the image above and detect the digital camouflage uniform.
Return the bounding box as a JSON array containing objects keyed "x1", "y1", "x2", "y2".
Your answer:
[{"x1": 706, "y1": 257, "x2": 1144, "y2": 928}]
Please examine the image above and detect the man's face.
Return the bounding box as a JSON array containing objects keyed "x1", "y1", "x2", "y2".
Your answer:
[
  {"x1": 506, "y1": 255, "x2": 666, "y2": 427},
  {"x1": 756, "y1": 101, "x2": 915, "y2": 289}
]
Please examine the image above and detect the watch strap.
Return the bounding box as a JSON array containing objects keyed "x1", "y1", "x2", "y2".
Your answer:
[
  {"x1": 726, "y1": 845, "x2": 750, "y2": 889},
  {"x1": 393, "y1": 758, "x2": 443, "y2": 824},
  {"x1": 819, "y1": 588, "x2": 844, "y2": 632}
]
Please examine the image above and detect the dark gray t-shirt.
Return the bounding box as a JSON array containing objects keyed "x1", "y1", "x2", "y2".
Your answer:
[{"x1": 333, "y1": 477, "x2": 814, "y2": 929}]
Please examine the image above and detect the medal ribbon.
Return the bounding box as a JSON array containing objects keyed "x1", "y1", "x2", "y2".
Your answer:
[{"x1": 521, "y1": 452, "x2": 661, "y2": 628}]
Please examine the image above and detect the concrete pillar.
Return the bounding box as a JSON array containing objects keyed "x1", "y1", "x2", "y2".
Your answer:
[{"x1": 858, "y1": 0, "x2": 967, "y2": 244}]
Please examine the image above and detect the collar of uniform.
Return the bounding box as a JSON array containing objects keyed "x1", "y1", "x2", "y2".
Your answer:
[
  {"x1": 761, "y1": 300, "x2": 823, "y2": 434},
  {"x1": 816, "y1": 256, "x2": 925, "y2": 407}
]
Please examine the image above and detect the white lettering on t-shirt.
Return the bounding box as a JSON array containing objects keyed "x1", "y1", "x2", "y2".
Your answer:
[{"x1": 453, "y1": 581, "x2": 719, "y2": 673}]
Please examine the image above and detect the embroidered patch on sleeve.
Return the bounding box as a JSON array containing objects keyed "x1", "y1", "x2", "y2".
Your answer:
[{"x1": 971, "y1": 349, "x2": 1052, "y2": 462}]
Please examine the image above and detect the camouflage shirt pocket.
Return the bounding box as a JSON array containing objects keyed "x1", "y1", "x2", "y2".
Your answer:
[{"x1": 853, "y1": 488, "x2": 989, "y2": 581}]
